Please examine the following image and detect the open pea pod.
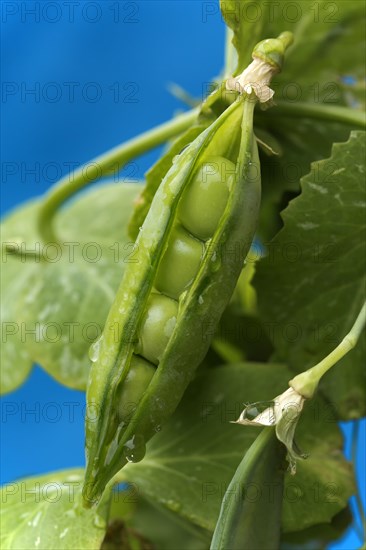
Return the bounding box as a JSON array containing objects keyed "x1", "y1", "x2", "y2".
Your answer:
[{"x1": 83, "y1": 33, "x2": 293, "y2": 507}]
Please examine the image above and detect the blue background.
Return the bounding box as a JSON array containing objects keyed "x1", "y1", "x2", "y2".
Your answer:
[{"x1": 1, "y1": 1, "x2": 364, "y2": 548}]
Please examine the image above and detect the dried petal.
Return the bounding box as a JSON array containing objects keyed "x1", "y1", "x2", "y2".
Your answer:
[
  {"x1": 226, "y1": 58, "x2": 277, "y2": 103},
  {"x1": 235, "y1": 387, "x2": 308, "y2": 472}
]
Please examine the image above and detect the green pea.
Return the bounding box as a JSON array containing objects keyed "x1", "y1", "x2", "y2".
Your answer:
[
  {"x1": 178, "y1": 156, "x2": 235, "y2": 240},
  {"x1": 137, "y1": 293, "x2": 178, "y2": 364},
  {"x1": 118, "y1": 355, "x2": 156, "y2": 421},
  {"x1": 155, "y1": 225, "x2": 204, "y2": 299}
]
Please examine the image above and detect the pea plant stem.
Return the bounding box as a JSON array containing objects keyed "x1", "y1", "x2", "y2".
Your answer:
[
  {"x1": 267, "y1": 100, "x2": 366, "y2": 129},
  {"x1": 37, "y1": 108, "x2": 199, "y2": 245},
  {"x1": 290, "y1": 302, "x2": 366, "y2": 398}
]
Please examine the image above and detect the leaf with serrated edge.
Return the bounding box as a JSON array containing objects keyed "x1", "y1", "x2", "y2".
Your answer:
[
  {"x1": 0, "y1": 469, "x2": 109, "y2": 550},
  {"x1": 254, "y1": 131, "x2": 366, "y2": 419},
  {"x1": 256, "y1": 118, "x2": 355, "y2": 240},
  {"x1": 123, "y1": 363, "x2": 354, "y2": 533},
  {"x1": 221, "y1": 0, "x2": 364, "y2": 240}
]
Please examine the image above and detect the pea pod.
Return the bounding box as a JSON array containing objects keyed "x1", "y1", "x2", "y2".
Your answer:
[{"x1": 83, "y1": 33, "x2": 293, "y2": 507}]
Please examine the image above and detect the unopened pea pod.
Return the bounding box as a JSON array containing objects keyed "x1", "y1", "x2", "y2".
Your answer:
[{"x1": 83, "y1": 33, "x2": 293, "y2": 507}]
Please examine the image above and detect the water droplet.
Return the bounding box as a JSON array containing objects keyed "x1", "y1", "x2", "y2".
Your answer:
[
  {"x1": 209, "y1": 250, "x2": 221, "y2": 273},
  {"x1": 242, "y1": 401, "x2": 274, "y2": 421},
  {"x1": 123, "y1": 434, "x2": 146, "y2": 463},
  {"x1": 178, "y1": 290, "x2": 188, "y2": 307},
  {"x1": 172, "y1": 155, "x2": 179, "y2": 164},
  {"x1": 59, "y1": 528, "x2": 69, "y2": 539},
  {"x1": 65, "y1": 507, "x2": 78, "y2": 520},
  {"x1": 93, "y1": 513, "x2": 106, "y2": 529},
  {"x1": 89, "y1": 335, "x2": 103, "y2": 363},
  {"x1": 198, "y1": 295, "x2": 204, "y2": 305},
  {"x1": 31, "y1": 511, "x2": 42, "y2": 527},
  {"x1": 167, "y1": 499, "x2": 181, "y2": 512}
]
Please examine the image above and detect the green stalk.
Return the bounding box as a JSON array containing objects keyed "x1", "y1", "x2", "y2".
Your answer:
[
  {"x1": 37, "y1": 108, "x2": 198, "y2": 245},
  {"x1": 290, "y1": 302, "x2": 366, "y2": 398},
  {"x1": 267, "y1": 100, "x2": 366, "y2": 129}
]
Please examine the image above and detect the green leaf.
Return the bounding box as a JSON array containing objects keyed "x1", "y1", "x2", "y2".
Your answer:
[
  {"x1": 100, "y1": 520, "x2": 153, "y2": 550},
  {"x1": 126, "y1": 497, "x2": 210, "y2": 550},
  {"x1": 222, "y1": 0, "x2": 365, "y2": 108},
  {"x1": 0, "y1": 201, "x2": 41, "y2": 394},
  {"x1": 283, "y1": 398, "x2": 354, "y2": 532},
  {"x1": 213, "y1": 310, "x2": 274, "y2": 363},
  {"x1": 105, "y1": 483, "x2": 209, "y2": 549},
  {"x1": 0, "y1": 469, "x2": 109, "y2": 550},
  {"x1": 210, "y1": 428, "x2": 285, "y2": 550},
  {"x1": 280, "y1": 507, "x2": 352, "y2": 549},
  {"x1": 256, "y1": 117, "x2": 356, "y2": 240},
  {"x1": 220, "y1": 0, "x2": 269, "y2": 75},
  {"x1": 272, "y1": 1, "x2": 365, "y2": 108},
  {"x1": 128, "y1": 125, "x2": 207, "y2": 240},
  {"x1": 254, "y1": 131, "x2": 366, "y2": 419},
  {"x1": 1, "y1": 183, "x2": 140, "y2": 391},
  {"x1": 0, "y1": 260, "x2": 34, "y2": 394},
  {"x1": 220, "y1": 1, "x2": 365, "y2": 240},
  {"x1": 123, "y1": 363, "x2": 354, "y2": 533}
]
